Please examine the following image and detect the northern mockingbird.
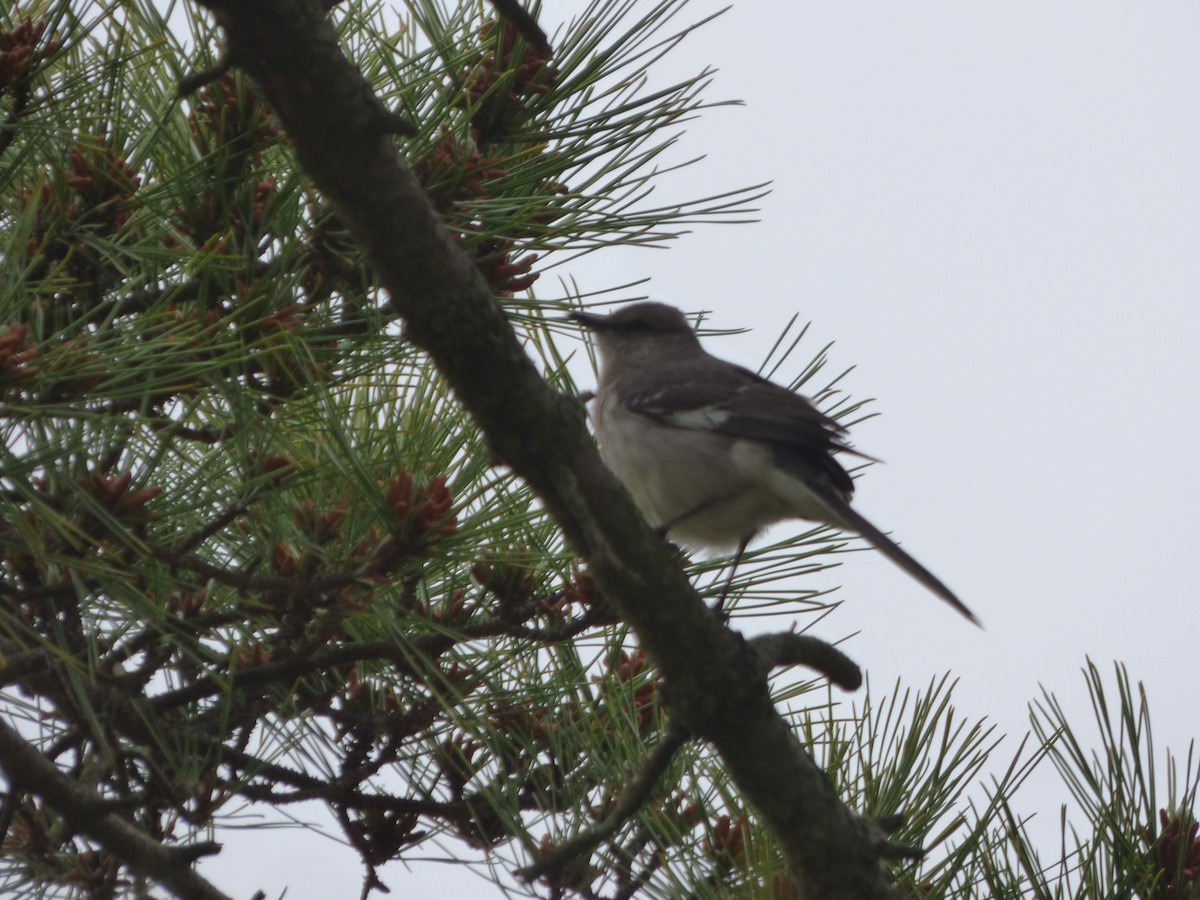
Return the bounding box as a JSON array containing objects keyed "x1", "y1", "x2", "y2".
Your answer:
[{"x1": 571, "y1": 301, "x2": 979, "y2": 625}]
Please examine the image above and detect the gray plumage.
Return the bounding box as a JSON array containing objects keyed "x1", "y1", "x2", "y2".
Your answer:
[{"x1": 571, "y1": 301, "x2": 979, "y2": 625}]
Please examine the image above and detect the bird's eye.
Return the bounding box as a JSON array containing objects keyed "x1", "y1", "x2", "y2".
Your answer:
[{"x1": 618, "y1": 315, "x2": 648, "y2": 332}]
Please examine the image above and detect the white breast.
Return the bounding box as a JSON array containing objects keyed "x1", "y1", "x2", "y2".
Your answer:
[{"x1": 592, "y1": 388, "x2": 800, "y2": 550}]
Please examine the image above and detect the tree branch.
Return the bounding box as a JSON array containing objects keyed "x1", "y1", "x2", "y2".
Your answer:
[
  {"x1": 519, "y1": 725, "x2": 689, "y2": 881},
  {"x1": 186, "y1": 1, "x2": 899, "y2": 896},
  {"x1": 486, "y1": 0, "x2": 553, "y2": 56},
  {"x1": 0, "y1": 718, "x2": 236, "y2": 900},
  {"x1": 748, "y1": 632, "x2": 863, "y2": 690}
]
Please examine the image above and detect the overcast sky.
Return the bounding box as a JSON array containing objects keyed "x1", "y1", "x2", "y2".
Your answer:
[
  {"x1": 201, "y1": 2, "x2": 1200, "y2": 895},
  {"x1": 596, "y1": 0, "x2": 1200, "y2": 753}
]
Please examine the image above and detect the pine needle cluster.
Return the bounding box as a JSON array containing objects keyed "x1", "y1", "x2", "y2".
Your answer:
[{"x1": 0, "y1": 2, "x2": 1195, "y2": 899}]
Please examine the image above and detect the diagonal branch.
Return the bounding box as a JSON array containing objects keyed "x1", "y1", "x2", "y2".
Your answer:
[
  {"x1": 519, "y1": 725, "x2": 690, "y2": 881},
  {"x1": 184, "y1": 2, "x2": 899, "y2": 897},
  {"x1": 0, "y1": 718, "x2": 236, "y2": 900}
]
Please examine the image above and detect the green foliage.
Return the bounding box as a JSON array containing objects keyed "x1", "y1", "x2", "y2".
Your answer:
[
  {"x1": 974, "y1": 661, "x2": 1200, "y2": 900},
  {"x1": 0, "y1": 1, "x2": 787, "y2": 896},
  {"x1": 0, "y1": 1, "x2": 1196, "y2": 899}
]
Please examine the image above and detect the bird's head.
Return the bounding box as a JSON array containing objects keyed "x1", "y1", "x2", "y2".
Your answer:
[{"x1": 570, "y1": 302, "x2": 701, "y2": 367}]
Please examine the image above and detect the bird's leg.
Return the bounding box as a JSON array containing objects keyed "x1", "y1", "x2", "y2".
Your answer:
[
  {"x1": 655, "y1": 490, "x2": 742, "y2": 538},
  {"x1": 714, "y1": 532, "x2": 753, "y2": 615},
  {"x1": 653, "y1": 492, "x2": 752, "y2": 616}
]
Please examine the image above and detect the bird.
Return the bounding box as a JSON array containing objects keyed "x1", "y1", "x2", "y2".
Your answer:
[{"x1": 570, "y1": 301, "x2": 979, "y2": 625}]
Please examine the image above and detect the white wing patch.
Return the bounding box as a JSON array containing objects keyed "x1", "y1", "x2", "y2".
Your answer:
[{"x1": 661, "y1": 405, "x2": 731, "y2": 431}]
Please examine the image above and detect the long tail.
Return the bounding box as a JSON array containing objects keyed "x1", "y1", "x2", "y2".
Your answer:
[{"x1": 823, "y1": 499, "x2": 981, "y2": 626}]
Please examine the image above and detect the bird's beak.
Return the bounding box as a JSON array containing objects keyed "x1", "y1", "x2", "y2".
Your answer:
[{"x1": 568, "y1": 310, "x2": 609, "y2": 330}]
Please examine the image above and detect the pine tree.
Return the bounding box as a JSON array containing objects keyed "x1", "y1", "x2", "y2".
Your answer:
[{"x1": 1, "y1": 2, "x2": 1195, "y2": 899}]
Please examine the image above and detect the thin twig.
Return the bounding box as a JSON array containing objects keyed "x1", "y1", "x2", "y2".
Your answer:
[
  {"x1": 519, "y1": 725, "x2": 690, "y2": 881},
  {"x1": 0, "y1": 718, "x2": 234, "y2": 900},
  {"x1": 145, "y1": 600, "x2": 604, "y2": 714},
  {"x1": 748, "y1": 631, "x2": 862, "y2": 690},
  {"x1": 173, "y1": 497, "x2": 256, "y2": 556},
  {"x1": 177, "y1": 55, "x2": 233, "y2": 98},
  {"x1": 486, "y1": 0, "x2": 552, "y2": 56},
  {"x1": 0, "y1": 648, "x2": 51, "y2": 688},
  {"x1": 0, "y1": 77, "x2": 33, "y2": 159},
  {"x1": 149, "y1": 540, "x2": 363, "y2": 595}
]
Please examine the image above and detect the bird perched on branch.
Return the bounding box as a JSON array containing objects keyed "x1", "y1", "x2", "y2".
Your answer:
[{"x1": 571, "y1": 301, "x2": 978, "y2": 625}]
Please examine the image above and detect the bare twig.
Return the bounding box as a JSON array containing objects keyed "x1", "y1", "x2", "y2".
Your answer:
[
  {"x1": 748, "y1": 632, "x2": 862, "y2": 690},
  {"x1": 487, "y1": 0, "x2": 553, "y2": 56},
  {"x1": 0, "y1": 718, "x2": 235, "y2": 900},
  {"x1": 519, "y1": 725, "x2": 689, "y2": 881},
  {"x1": 0, "y1": 648, "x2": 51, "y2": 688},
  {"x1": 177, "y1": 54, "x2": 233, "y2": 98}
]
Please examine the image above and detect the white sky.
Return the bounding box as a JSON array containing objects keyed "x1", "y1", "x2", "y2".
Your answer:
[
  {"x1": 201, "y1": 2, "x2": 1200, "y2": 896},
  {"x1": 606, "y1": 0, "x2": 1200, "y2": 754}
]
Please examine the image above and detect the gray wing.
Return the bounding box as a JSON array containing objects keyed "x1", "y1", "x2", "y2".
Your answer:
[
  {"x1": 619, "y1": 359, "x2": 859, "y2": 497},
  {"x1": 620, "y1": 360, "x2": 980, "y2": 624}
]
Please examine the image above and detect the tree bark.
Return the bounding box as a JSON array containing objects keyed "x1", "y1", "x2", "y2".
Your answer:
[{"x1": 182, "y1": 2, "x2": 901, "y2": 896}]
